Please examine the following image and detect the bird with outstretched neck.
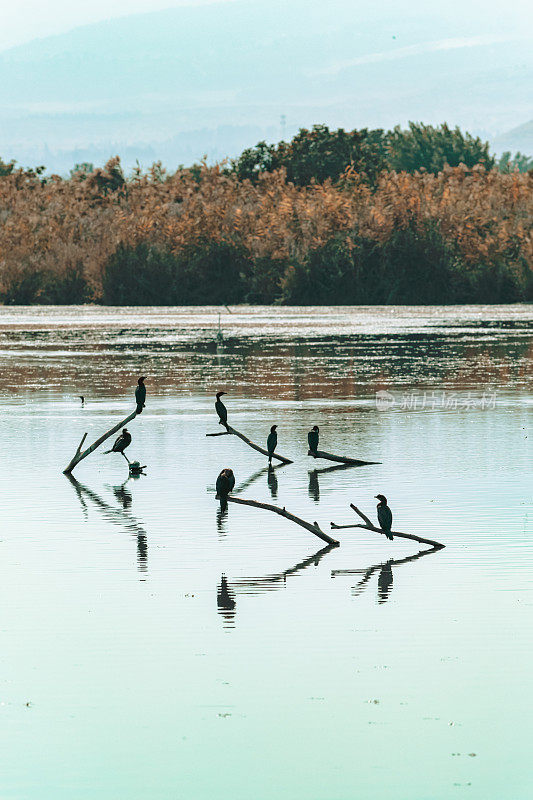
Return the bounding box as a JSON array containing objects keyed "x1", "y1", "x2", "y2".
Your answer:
[
  {"x1": 308, "y1": 425, "x2": 319, "y2": 454},
  {"x1": 216, "y1": 467, "x2": 235, "y2": 510},
  {"x1": 105, "y1": 428, "x2": 132, "y2": 463},
  {"x1": 135, "y1": 377, "x2": 146, "y2": 414},
  {"x1": 215, "y1": 391, "x2": 228, "y2": 427},
  {"x1": 266, "y1": 425, "x2": 278, "y2": 463},
  {"x1": 375, "y1": 494, "x2": 394, "y2": 540}
]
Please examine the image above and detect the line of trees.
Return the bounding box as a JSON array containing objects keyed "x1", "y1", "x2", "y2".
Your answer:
[
  {"x1": 0, "y1": 123, "x2": 531, "y2": 305},
  {"x1": 230, "y1": 122, "x2": 497, "y2": 184}
]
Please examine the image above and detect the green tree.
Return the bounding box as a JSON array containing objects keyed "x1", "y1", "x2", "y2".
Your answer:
[
  {"x1": 0, "y1": 157, "x2": 16, "y2": 176},
  {"x1": 70, "y1": 162, "x2": 94, "y2": 180},
  {"x1": 387, "y1": 122, "x2": 494, "y2": 173},
  {"x1": 0, "y1": 158, "x2": 45, "y2": 179},
  {"x1": 230, "y1": 141, "x2": 278, "y2": 181},
  {"x1": 230, "y1": 125, "x2": 388, "y2": 185},
  {"x1": 87, "y1": 157, "x2": 126, "y2": 196},
  {"x1": 497, "y1": 151, "x2": 533, "y2": 173}
]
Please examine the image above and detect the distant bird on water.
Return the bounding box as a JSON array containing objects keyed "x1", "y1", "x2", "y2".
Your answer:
[
  {"x1": 267, "y1": 425, "x2": 278, "y2": 463},
  {"x1": 215, "y1": 391, "x2": 228, "y2": 427},
  {"x1": 135, "y1": 377, "x2": 146, "y2": 414},
  {"x1": 105, "y1": 428, "x2": 132, "y2": 462},
  {"x1": 216, "y1": 468, "x2": 235, "y2": 510},
  {"x1": 375, "y1": 494, "x2": 394, "y2": 540},
  {"x1": 308, "y1": 425, "x2": 319, "y2": 454},
  {"x1": 79, "y1": 396, "x2": 85, "y2": 406}
]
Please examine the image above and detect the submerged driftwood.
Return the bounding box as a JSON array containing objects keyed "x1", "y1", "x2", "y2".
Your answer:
[
  {"x1": 207, "y1": 424, "x2": 293, "y2": 464},
  {"x1": 225, "y1": 495, "x2": 339, "y2": 546},
  {"x1": 308, "y1": 449, "x2": 378, "y2": 466},
  {"x1": 330, "y1": 504, "x2": 445, "y2": 549},
  {"x1": 63, "y1": 409, "x2": 138, "y2": 474}
]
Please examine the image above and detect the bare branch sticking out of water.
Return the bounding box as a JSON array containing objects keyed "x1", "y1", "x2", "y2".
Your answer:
[
  {"x1": 63, "y1": 409, "x2": 138, "y2": 474},
  {"x1": 329, "y1": 503, "x2": 445, "y2": 549},
  {"x1": 226, "y1": 495, "x2": 339, "y2": 546},
  {"x1": 207, "y1": 424, "x2": 293, "y2": 464},
  {"x1": 308, "y1": 450, "x2": 379, "y2": 466}
]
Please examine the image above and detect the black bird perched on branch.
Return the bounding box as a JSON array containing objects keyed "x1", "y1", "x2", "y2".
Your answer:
[
  {"x1": 215, "y1": 391, "x2": 228, "y2": 427},
  {"x1": 267, "y1": 425, "x2": 278, "y2": 463},
  {"x1": 105, "y1": 429, "x2": 132, "y2": 462},
  {"x1": 216, "y1": 468, "x2": 235, "y2": 510},
  {"x1": 308, "y1": 425, "x2": 319, "y2": 454},
  {"x1": 375, "y1": 494, "x2": 393, "y2": 540},
  {"x1": 135, "y1": 377, "x2": 146, "y2": 414}
]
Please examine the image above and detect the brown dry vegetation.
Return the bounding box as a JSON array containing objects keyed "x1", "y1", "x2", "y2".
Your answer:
[{"x1": 0, "y1": 157, "x2": 531, "y2": 304}]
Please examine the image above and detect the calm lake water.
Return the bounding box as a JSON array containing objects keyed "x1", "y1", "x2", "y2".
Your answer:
[{"x1": 0, "y1": 305, "x2": 531, "y2": 800}]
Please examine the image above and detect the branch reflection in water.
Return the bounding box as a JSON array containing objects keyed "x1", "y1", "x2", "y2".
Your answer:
[
  {"x1": 308, "y1": 462, "x2": 361, "y2": 503},
  {"x1": 217, "y1": 543, "x2": 336, "y2": 628},
  {"x1": 66, "y1": 474, "x2": 148, "y2": 575},
  {"x1": 331, "y1": 545, "x2": 442, "y2": 604}
]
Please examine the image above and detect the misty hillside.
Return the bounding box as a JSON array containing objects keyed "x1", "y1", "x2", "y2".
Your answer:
[
  {"x1": 492, "y1": 120, "x2": 533, "y2": 155},
  {"x1": 0, "y1": 0, "x2": 531, "y2": 172}
]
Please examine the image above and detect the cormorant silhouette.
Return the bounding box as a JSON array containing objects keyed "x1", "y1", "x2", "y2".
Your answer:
[
  {"x1": 216, "y1": 467, "x2": 235, "y2": 510},
  {"x1": 308, "y1": 425, "x2": 319, "y2": 454},
  {"x1": 215, "y1": 391, "x2": 228, "y2": 427},
  {"x1": 266, "y1": 425, "x2": 277, "y2": 463},
  {"x1": 105, "y1": 428, "x2": 132, "y2": 462},
  {"x1": 135, "y1": 377, "x2": 146, "y2": 414},
  {"x1": 79, "y1": 395, "x2": 85, "y2": 406},
  {"x1": 375, "y1": 494, "x2": 394, "y2": 540}
]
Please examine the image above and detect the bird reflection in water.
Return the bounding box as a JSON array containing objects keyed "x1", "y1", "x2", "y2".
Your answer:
[
  {"x1": 216, "y1": 543, "x2": 336, "y2": 627},
  {"x1": 217, "y1": 575, "x2": 236, "y2": 625},
  {"x1": 111, "y1": 481, "x2": 147, "y2": 572},
  {"x1": 136, "y1": 532, "x2": 148, "y2": 573},
  {"x1": 377, "y1": 562, "x2": 393, "y2": 603},
  {"x1": 308, "y1": 462, "x2": 362, "y2": 503},
  {"x1": 66, "y1": 474, "x2": 148, "y2": 575},
  {"x1": 332, "y1": 546, "x2": 441, "y2": 604},
  {"x1": 267, "y1": 466, "x2": 278, "y2": 499},
  {"x1": 112, "y1": 482, "x2": 133, "y2": 510},
  {"x1": 308, "y1": 470, "x2": 320, "y2": 502},
  {"x1": 216, "y1": 504, "x2": 228, "y2": 535}
]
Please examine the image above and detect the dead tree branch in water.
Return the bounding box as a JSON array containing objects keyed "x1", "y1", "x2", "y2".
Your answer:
[
  {"x1": 329, "y1": 504, "x2": 445, "y2": 549},
  {"x1": 308, "y1": 450, "x2": 378, "y2": 466},
  {"x1": 225, "y1": 495, "x2": 339, "y2": 546},
  {"x1": 207, "y1": 424, "x2": 293, "y2": 464},
  {"x1": 63, "y1": 410, "x2": 138, "y2": 474}
]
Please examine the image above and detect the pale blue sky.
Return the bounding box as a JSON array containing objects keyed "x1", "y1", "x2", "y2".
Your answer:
[{"x1": 1, "y1": 0, "x2": 531, "y2": 52}]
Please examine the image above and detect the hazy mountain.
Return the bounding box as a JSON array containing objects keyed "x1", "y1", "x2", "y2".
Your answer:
[
  {"x1": 492, "y1": 120, "x2": 533, "y2": 155},
  {"x1": 0, "y1": 0, "x2": 531, "y2": 172}
]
